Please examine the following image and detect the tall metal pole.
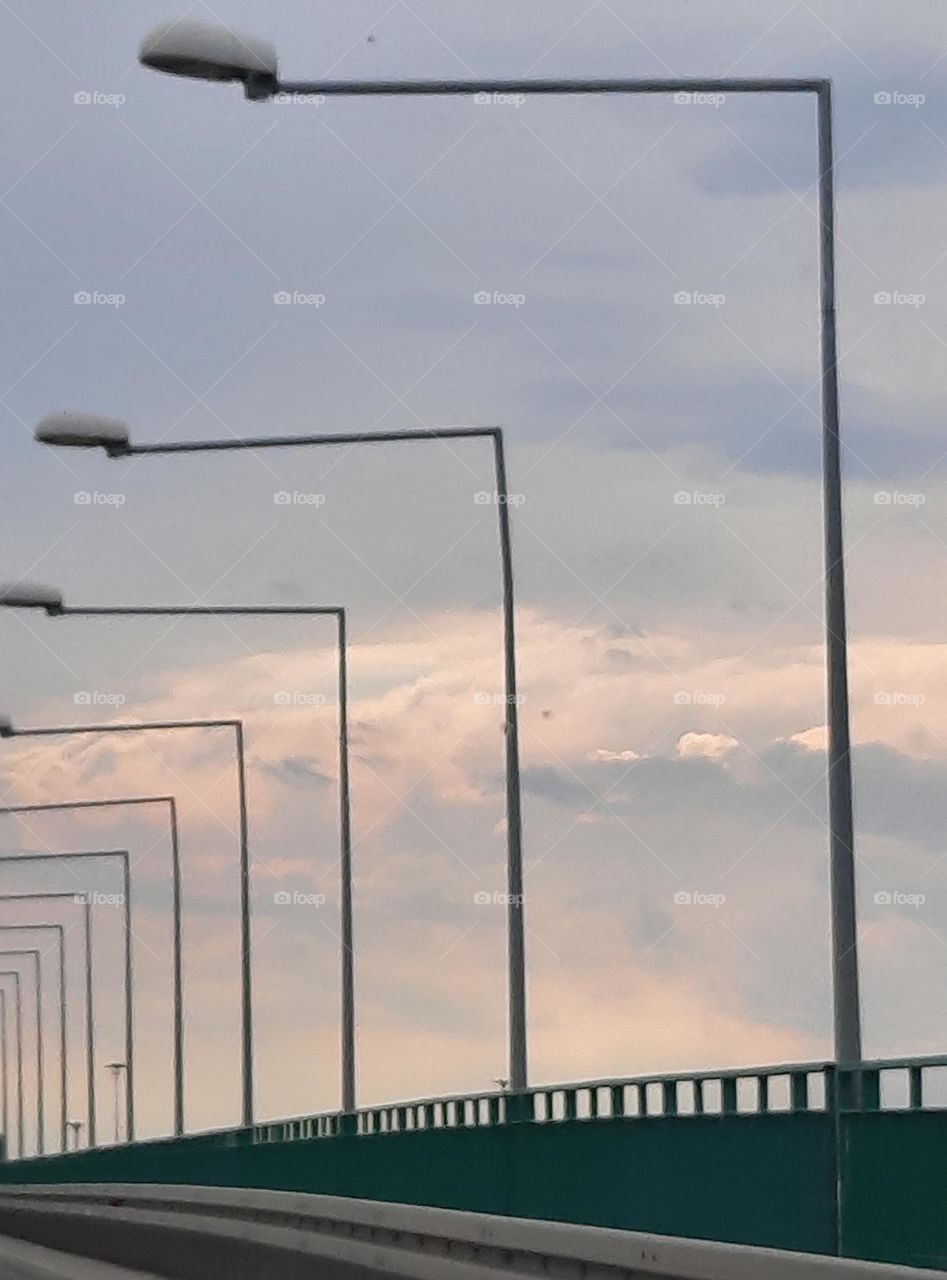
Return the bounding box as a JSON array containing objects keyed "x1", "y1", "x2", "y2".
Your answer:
[
  {"x1": 168, "y1": 797, "x2": 184, "y2": 1135},
  {"x1": 817, "y1": 83, "x2": 862, "y2": 1066},
  {"x1": 492, "y1": 433, "x2": 527, "y2": 1090},
  {"x1": 58, "y1": 926, "x2": 66, "y2": 1151},
  {"x1": 336, "y1": 611, "x2": 355, "y2": 1112},
  {"x1": 0, "y1": 989, "x2": 7, "y2": 1156},
  {"x1": 233, "y1": 721, "x2": 253, "y2": 1127},
  {"x1": 33, "y1": 953, "x2": 42, "y2": 1153},
  {"x1": 13, "y1": 977, "x2": 23, "y2": 1158},
  {"x1": 122, "y1": 862, "x2": 133, "y2": 1141},
  {"x1": 83, "y1": 898, "x2": 95, "y2": 1146},
  {"x1": 0, "y1": 974, "x2": 25, "y2": 1158},
  {"x1": 0, "y1": 952, "x2": 44, "y2": 1154}
]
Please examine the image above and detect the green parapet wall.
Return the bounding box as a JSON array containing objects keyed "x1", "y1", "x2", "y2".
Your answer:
[
  {"x1": 2, "y1": 1057, "x2": 946, "y2": 1269},
  {"x1": 0, "y1": 1113, "x2": 839, "y2": 1257},
  {"x1": 839, "y1": 1110, "x2": 947, "y2": 1270}
]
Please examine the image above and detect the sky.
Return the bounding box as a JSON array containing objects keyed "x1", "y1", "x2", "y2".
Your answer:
[{"x1": 0, "y1": 0, "x2": 946, "y2": 1150}]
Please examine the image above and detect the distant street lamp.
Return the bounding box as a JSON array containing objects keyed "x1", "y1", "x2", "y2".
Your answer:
[
  {"x1": 0, "y1": 951, "x2": 44, "y2": 1154},
  {"x1": 0, "y1": 852, "x2": 133, "y2": 1141},
  {"x1": 0, "y1": 587, "x2": 354, "y2": 1111},
  {"x1": 106, "y1": 1061, "x2": 126, "y2": 1144},
  {"x1": 0, "y1": 795, "x2": 184, "y2": 1136},
  {"x1": 0, "y1": 892, "x2": 95, "y2": 1146},
  {"x1": 111, "y1": 20, "x2": 861, "y2": 1068},
  {"x1": 0, "y1": 990, "x2": 7, "y2": 1156},
  {"x1": 0, "y1": 713, "x2": 250, "y2": 1125},
  {"x1": 0, "y1": 974, "x2": 24, "y2": 1157},
  {"x1": 0, "y1": 925, "x2": 67, "y2": 1152}
]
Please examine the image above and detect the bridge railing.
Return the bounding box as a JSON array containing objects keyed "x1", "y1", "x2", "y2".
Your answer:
[{"x1": 251, "y1": 1052, "x2": 947, "y2": 1145}]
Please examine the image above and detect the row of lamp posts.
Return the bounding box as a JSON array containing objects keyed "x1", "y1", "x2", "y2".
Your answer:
[{"x1": 0, "y1": 16, "x2": 865, "y2": 1154}]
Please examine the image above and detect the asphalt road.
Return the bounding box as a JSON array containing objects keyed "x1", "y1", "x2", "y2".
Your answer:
[{"x1": 0, "y1": 1233, "x2": 164, "y2": 1279}]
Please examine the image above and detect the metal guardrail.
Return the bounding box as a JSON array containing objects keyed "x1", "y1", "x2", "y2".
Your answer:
[
  {"x1": 253, "y1": 1053, "x2": 947, "y2": 1144},
  {"x1": 0, "y1": 1184, "x2": 939, "y2": 1279},
  {"x1": 4, "y1": 1053, "x2": 946, "y2": 1165}
]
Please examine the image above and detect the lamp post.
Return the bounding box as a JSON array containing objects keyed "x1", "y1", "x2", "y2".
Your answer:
[
  {"x1": 0, "y1": 591, "x2": 354, "y2": 1113},
  {"x1": 0, "y1": 951, "x2": 43, "y2": 1154},
  {"x1": 0, "y1": 973, "x2": 24, "y2": 1157},
  {"x1": 0, "y1": 989, "x2": 7, "y2": 1156},
  {"x1": 0, "y1": 795, "x2": 184, "y2": 1135},
  {"x1": 66, "y1": 1118, "x2": 82, "y2": 1151},
  {"x1": 0, "y1": 714, "x2": 250, "y2": 1124},
  {"x1": 0, "y1": 852, "x2": 133, "y2": 1141},
  {"x1": 25, "y1": 430, "x2": 529, "y2": 1097},
  {"x1": 0, "y1": 892, "x2": 95, "y2": 1146},
  {"x1": 0, "y1": 925, "x2": 67, "y2": 1152},
  {"x1": 91, "y1": 24, "x2": 862, "y2": 1070},
  {"x1": 106, "y1": 1061, "x2": 126, "y2": 1143}
]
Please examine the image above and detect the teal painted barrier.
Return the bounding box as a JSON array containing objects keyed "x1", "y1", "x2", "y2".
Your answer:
[{"x1": 2, "y1": 1055, "x2": 945, "y2": 1268}]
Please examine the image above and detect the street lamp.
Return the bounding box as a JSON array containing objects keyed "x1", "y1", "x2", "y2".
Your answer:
[
  {"x1": 0, "y1": 714, "x2": 250, "y2": 1124},
  {"x1": 27, "y1": 422, "x2": 531, "y2": 1096},
  {"x1": 0, "y1": 892, "x2": 95, "y2": 1146},
  {"x1": 0, "y1": 973, "x2": 24, "y2": 1157},
  {"x1": 139, "y1": 20, "x2": 278, "y2": 100},
  {"x1": 106, "y1": 1060, "x2": 126, "y2": 1144},
  {"x1": 0, "y1": 951, "x2": 43, "y2": 1154},
  {"x1": 0, "y1": 589, "x2": 354, "y2": 1111},
  {"x1": 0, "y1": 852, "x2": 133, "y2": 1141},
  {"x1": 0, "y1": 925, "x2": 66, "y2": 1153},
  {"x1": 65, "y1": 1118, "x2": 82, "y2": 1151},
  {"x1": 113, "y1": 26, "x2": 863, "y2": 1070},
  {"x1": 0, "y1": 794, "x2": 184, "y2": 1136}
]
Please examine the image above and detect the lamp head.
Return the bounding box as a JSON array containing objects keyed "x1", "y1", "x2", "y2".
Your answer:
[
  {"x1": 35, "y1": 412, "x2": 131, "y2": 456},
  {"x1": 139, "y1": 21, "x2": 279, "y2": 99},
  {"x1": 0, "y1": 582, "x2": 64, "y2": 615}
]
